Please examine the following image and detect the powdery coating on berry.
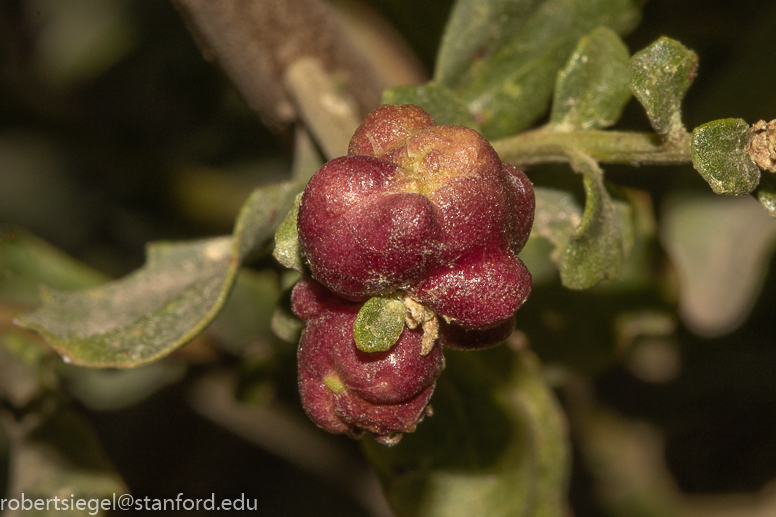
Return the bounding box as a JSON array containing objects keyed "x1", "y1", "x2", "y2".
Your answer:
[
  {"x1": 297, "y1": 104, "x2": 535, "y2": 331},
  {"x1": 298, "y1": 156, "x2": 439, "y2": 300},
  {"x1": 399, "y1": 124, "x2": 504, "y2": 187},
  {"x1": 299, "y1": 155, "x2": 396, "y2": 225},
  {"x1": 333, "y1": 385, "x2": 435, "y2": 442},
  {"x1": 348, "y1": 104, "x2": 435, "y2": 158},
  {"x1": 298, "y1": 303, "x2": 443, "y2": 405},
  {"x1": 503, "y1": 163, "x2": 535, "y2": 254},
  {"x1": 409, "y1": 251, "x2": 531, "y2": 329},
  {"x1": 293, "y1": 278, "x2": 443, "y2": 443},
  {"x1": 427, "y1": 176, "x2": 512, "y2": 263},
  {"x1": 299, "y1": 378, "x2": 434, "y2": 444},
  {"x1": 291, "y1": 273, "x2": 359, "y2": 320},
  {"x1": 346, "y1": 194, "x2": 437, "y2": 294}
]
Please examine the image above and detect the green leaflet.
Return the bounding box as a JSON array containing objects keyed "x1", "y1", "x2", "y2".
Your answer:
[
  {"x1": 691, "y1": 118, "x2": 761, "y2": 195},
  {"x1": 450, "y1": 0, "x2": 642, "y2": 139},
  {"x1": 531, "y1": 187, "x2": 584, "y2": 265},
  {"x1": 630, "y1": 37, "x2": 698, "y2": 141},
  {"x1": 363, "y1": 346, "x2": 569, "y2": 517},
  {"x1": 353, "y1": 295, "x2": 406, "y2": 353},
  {"x1": 560, "y1": 153, "x2": 627, "y2": 289},
  {"x1": 549, "y1": 26, "x2": 631, "y2": 131},
  {"x1": 382, "y1": 83, "x2": 479, "y2": 129},
  {"x1": 270, "y1": 285, "x2": 303, "y2": 344},
  {"x1": 15, "y1": 181, "x2": 304, "y2": 368},
  {"x1": 273, "y1": 192, "x2": 305, "y2": 273}
]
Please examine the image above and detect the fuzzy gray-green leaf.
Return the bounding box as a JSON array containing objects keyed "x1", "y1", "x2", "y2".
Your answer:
[
  {"x1": 453, "y1": 0, "x2": 642, "y2": 139},
  {"x1": 691, "y1": 118, "x2": 761, "y2": 195},
  {"x1": 271, "y1": 283, "x2": 303, "y2": 344},
  {"x1": 630, "y1": 37, "x2": 698, "y2": 140},
  {"x1": 353, "y1": 296, "x2": 406, "y2": 353},
  {"x1": 273, "y1": 192, "x2": 305, "y2": 272},
  {"x1": 15, "y1": 181, "x2": 304, "y2": 368},
  {"x1": 382, "y1": 83, "x2": 478, "y2": 128},
  {"x1": 560, "y1": 153, "x2": 624, "y2": 289},
  {"x1": 532, "y1": 187, "x2": 584, "y2": 265},
  {"x1": 550, "y1": 26, "x2": 631, "y2": 131}
]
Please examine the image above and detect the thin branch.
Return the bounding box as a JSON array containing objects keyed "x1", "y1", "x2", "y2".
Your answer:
[
  {"x1": 284, "y1": 58, "x2": 361, "y2": 160},
  {"x1": 172, "y1": 0, "x2": 383, "y2": 133},
  {"x1": 493, "y1": 128, "x2": 692, "y2": 168}
]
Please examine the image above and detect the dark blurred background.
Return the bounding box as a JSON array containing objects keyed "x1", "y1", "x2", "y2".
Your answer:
[{"x1": 1, "y1": 0, "x2": 776, "y2": 515}]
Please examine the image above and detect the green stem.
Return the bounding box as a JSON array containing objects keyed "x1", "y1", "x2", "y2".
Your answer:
[{"x1": 492, "y1": 128, "x2": 692, "y2": 167}]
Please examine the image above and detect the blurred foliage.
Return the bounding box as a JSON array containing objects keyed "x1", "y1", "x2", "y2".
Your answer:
[
  {"x1": 1, "y1": 0, "x2": 776, "y2": 516},
  {"x1": 364, "y1": 347, "x2": 568, "y2": 517},
  {"x1": 15, "y1": 180, "x2": 302, "y2": 367}
]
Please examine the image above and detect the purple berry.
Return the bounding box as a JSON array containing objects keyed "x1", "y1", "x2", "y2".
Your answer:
[
  {"x1": 290, "y1": 105, "x2": 536, "y2": 443},
  {"x1": 296, "y1": 105, "x2": 534, "y2": 331},
  {"x1": 293, "y1": 278, "x2": 444, "y2": 444}
]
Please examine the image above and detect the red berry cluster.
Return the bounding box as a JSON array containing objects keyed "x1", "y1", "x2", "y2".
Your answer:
[
  {"x1": 293, "y1": 277, "x2": 443, "y2": 445},
  {"x1": 292, "y1": 105, "x2": 534, "y2": 444}
]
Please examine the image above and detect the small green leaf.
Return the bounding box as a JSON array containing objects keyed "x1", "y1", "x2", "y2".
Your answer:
[
  {"x1": 363, "y1": 347, "x2": 569, "y2": 517},
  {"x1": 15, "y1": 181, "x2": 304, "y2": 368},
  {"x1": 273, "y1": 192, "x2": 305, "y2": 272},
  {"x1": 323, "y1": 373, "x2": 347, "y2": 394},
  {"x1": 560, "y1": 153, "x2": 625, "y2": 289},
  {"x1": 353, "y1": 296, "x2": 406, "y2": 353},
  {"x1": 271, "y1": 304, "x2": 303, "y2": 343},
  {"x1": 453, "y1": 0, "x2": 642, "y2": 139},
  {"x1": 691, "y1": 118, "x2": 761, "y2": 195},
  {"x1": 270, "y1": 285, "x2": 303, "y2": 343},
  {"x1": 550, "y1": 26, "x2": 631, "y2": 131},
  {"x1": 531, "y1": 187, "x2": 584, "y2": 265},
  {"x1": 630, "y1": 37, "x2": 698, "y2": 140},
  {"x1": 382, "y1": 83, "x2": 478, "y2": 128}
]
